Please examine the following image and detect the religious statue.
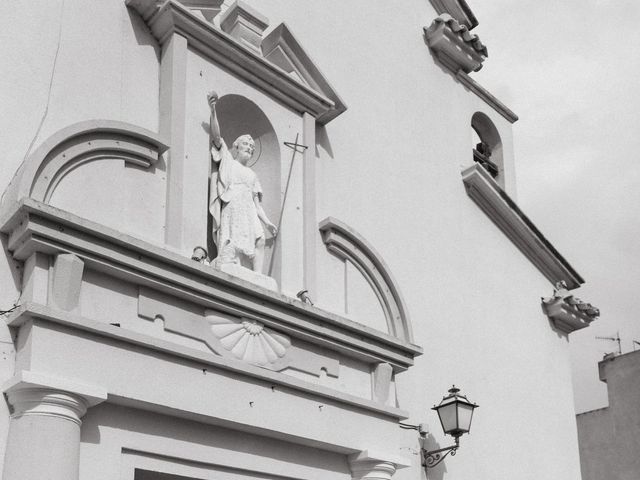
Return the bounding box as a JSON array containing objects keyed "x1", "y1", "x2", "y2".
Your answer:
[{"x1": 208, "y1": 91, "x2": 278, "y2": 273}]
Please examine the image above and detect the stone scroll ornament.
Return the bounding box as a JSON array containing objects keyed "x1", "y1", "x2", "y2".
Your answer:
[{"x1": 207, "y1": 91, "x2": 278, "y2": 274}]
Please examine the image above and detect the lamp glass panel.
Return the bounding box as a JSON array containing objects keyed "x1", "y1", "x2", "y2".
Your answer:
[
  {"x1": 457, "y1": 403, "x2": 475, "y2": 432},
  {"x1": 436, "y1": 402, "x2": 458, "y2": 433}
]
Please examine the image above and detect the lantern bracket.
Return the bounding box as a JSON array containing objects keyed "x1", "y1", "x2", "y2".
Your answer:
[
  {"x1": 422, "y1": 437, "x2": 459, "y2": 469},
  {"x1": 399, "y1": 423, "x2": 461, "y2": 471}
]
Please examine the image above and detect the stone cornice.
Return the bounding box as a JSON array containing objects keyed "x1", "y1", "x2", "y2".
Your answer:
[
  {"x1": 456, "y1": 71, "x2": 519, "y2": 123},
  {"x1": 430, "y1": 0, "x2": 478, "y2": 30},
  {"x1": 127, "y1": 0, "x2": 345, "y2": 124},
  {"x1": 462, "y1": 164, "x2": 583, "y2": 289},
  {"x1": 7, "y1": 302, "x2": 409, "y2": 420},
  {"x1": 0, "y1": 199, "x2": 422, "y2": 371}
]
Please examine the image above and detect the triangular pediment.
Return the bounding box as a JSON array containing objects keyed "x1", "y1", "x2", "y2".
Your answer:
[
  {"x1": 126, "y1": 0, "x2": 347, "y2": 124},
  {"x1": 261, "y1": 23, "x2": 346, "y2": 124}
]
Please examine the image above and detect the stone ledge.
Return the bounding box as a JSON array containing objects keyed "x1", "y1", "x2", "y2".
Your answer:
[
  {"x1": 0, "y1": 199, "x2": 422, "y2": 372},
  {"x1": 462, "y1": 164, "x2": 583, "y2": 289},
  {"x1": 6, "y1": 303, "x2": 409, "y2": 420}
]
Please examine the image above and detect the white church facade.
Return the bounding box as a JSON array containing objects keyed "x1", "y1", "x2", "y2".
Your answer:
[{"x1": 0, "y1": 1, "x2": 597, "y2": 479}]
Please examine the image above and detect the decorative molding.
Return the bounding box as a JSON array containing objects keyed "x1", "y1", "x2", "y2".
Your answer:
[
  {"x1": 126, "y1": 0, "x2": 347, "y2": 124},
  {"x1": 219, "y1": 0, "x2": 268, "y2": 53},
  {"x1": 208, "y1": 312, "x2": 291, "y2": 365},
  {"x1": 0, "y1": 199, "x2": 422, "y2": 372},
  {"x1": 430, "y1": 0, "x2": 478, "y2": 29},
  {"x1": 319, "y1": 217, "x2": 413, "y2": 342},
  {"x1": 462, "y1": 164, "x2": 583, "y2": 289},
  {"x1": 0, "y1": 120, "x2": 168, "y2": 216},
  {"x1": 542, "y1": 281, "x2": 599, "y2": 334},
  {"x1": 457, "y1": 71, "x2": 519, "y2": 123},
  {"x1": 137, "y1": 287, "x2": 340, "y2": 376},
  {"x1": 424, "y1": 14, "x2": 487, "y2": 74},
  {"x1": 7, "y1": 302, "x2": 408, "y2": 420}
]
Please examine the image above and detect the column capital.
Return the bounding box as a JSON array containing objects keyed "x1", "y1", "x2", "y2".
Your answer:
[
  {"x1": 4, "y1": 371, "x2": 107, "y2": 425},
  {"x1": 348, "y1": 450, "x2": 411, "y2": 480}
]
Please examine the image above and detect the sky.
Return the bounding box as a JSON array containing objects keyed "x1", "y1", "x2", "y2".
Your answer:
[{"x1": 468, "y1": 0, "x2": 640, "y2": 413}]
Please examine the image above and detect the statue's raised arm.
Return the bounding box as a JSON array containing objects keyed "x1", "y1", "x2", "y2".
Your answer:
[{"x1": 207, "y1": 91, "x2": 222, "y2": 151}]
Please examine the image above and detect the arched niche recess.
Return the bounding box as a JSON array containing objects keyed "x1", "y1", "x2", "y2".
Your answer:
[
  {"x1": 471, "y1": 112, "x2": 504, "y2": 185},
  {"x1": 208, "y1": 94, "x2": 281, "y2": 264},
  {"x1": 0, "y1": 120, "x2": 168, "y2": 230},
  {"x1": 319, "y1": 217, "x2": 413, "y2": 342}
]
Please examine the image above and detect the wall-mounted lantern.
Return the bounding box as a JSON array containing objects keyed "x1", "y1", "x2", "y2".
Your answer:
[{"x1": 400, "y1": 385, "x2": 478, "y2": 471}]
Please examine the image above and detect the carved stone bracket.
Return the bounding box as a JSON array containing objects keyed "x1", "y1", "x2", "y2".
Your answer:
[
  {"x1": 424, "y1": 14, "x2": 487, "y2": 74},
  {"x1": 542, "y1": 281, "x2": 599, "y2": 334},
  {"x1": 372, "y1": 362, "x2": 393, "y2": 405},
  {"x1": 50, "y1": 253, "x2": 85, "y2": 312}
]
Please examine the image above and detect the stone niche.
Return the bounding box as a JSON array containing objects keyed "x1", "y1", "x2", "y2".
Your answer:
[{"x1": 205, "y1": 94, "x2": 282, "y2": 266}]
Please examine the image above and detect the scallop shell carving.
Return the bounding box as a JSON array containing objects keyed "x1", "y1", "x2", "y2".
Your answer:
[{"x1": 207, "y1": 314, "x2": 291, "y2": 366}]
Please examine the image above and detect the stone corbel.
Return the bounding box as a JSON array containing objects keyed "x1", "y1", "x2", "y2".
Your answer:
[
  {"x1": 372, "y1": 362, "x2": 393, "y2": 405},
  {"x1": 424, "y1": 14, "x2": 487, "y2": 74},
  {"x1": 348, "y1": 450, "x2": 410, "y2": 480},
  {"x1": 541, "y1": 281, "x2": 599, "y2": 334},
  {"x1": 49, "y1": 253, "x2": 85, "y2": 312}
]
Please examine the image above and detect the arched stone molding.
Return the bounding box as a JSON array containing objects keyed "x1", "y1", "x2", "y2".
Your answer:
[
  {"x1": 1, "y1": 120, "x2": 168, "y2": 215},
  {"x1": 471, "y1": 111, "x2": 504, "y2": 184},
  {"x1": 319, "y1": 217, "x2": 413, "y2": 342}
]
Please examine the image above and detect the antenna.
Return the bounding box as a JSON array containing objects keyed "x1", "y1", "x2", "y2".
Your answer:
[{"x1": 596, "y1": 331, "x2": 622, "y2": 355}]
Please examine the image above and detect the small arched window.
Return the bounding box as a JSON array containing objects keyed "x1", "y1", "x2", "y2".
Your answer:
[{"x1": 471, "y1": 112, "x2": 503, "y2": 184}]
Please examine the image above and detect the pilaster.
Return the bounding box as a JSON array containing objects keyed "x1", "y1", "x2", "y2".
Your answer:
[
  {"x1": 2, "y1": 371, "x2": 107, "y2": 480},
  {"x1": 160, "y1": 32, "x2": 188, "y2": 250},
  {"x1": 302, "y1": 112, "x2": 317, "y2": 295}
]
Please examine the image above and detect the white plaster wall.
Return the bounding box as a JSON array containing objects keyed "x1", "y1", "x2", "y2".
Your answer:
[
  {"x1": 0, "y1": 0, "x2": 160, "y2": 472},
  {"x1": 0, "y1": 1, "x2": 582, "y2": 479},
  {"x1": 49, "y1": 159, "x2": 166, "y2": 245},
  {"x1": 79, "y1": 403, "x2": 352, "y2": 480},
  {"x1": 254, "y1": 1, "x2": 581, "y2": 479}
]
